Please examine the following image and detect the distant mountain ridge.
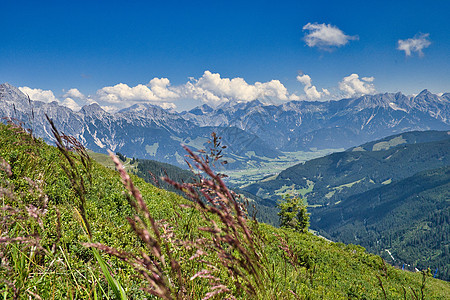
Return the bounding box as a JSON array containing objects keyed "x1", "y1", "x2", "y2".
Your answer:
[
  {"x1": 0, "y1": 83, "x2": 278, "y2": 167},
  {"x1": 182, "y1": 89, "x2": 450, "y2": 151},
  {"x1": 1, "y1": 82, "x2": 449, "y2": 167},
  {"x1": 313, "y1": 165, "x2": 450, "y2": 281}
]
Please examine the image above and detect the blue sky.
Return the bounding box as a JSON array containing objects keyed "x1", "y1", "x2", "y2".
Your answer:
[{"x1": 1, "y1": 0, "x2": 449, "y2": 111}]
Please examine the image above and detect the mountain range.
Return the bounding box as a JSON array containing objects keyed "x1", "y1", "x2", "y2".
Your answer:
[{"x1": 1, "y1": 82, "x2": 449, "y2": 168}]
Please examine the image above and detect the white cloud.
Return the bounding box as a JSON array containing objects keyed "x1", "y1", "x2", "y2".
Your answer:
[
  {"x1": 338, "y1": 73, "x2": 376, "y2": 97},
  {"x1": 362, "y1": 76, "x2": 374, "y2": 82},
  {"x1": 60, "y1": 88, "x2": 88, "y2": 111},
  {"x1": 19, "y1": 71, "x2": 378, "y2": 112},
  {"x1": 63, "y1": 88, "x2": 85, "y2": 100},
  {"x1": 97, "y1": 83, "x2": 159, "y2": 103},
  {"x1": 183, "y1": 71, "x2": 291, "y2": 106},
  {"x1": 397, "y1": 33, "x2": 431, "y2": 57},
  {"x1": 296, "y1": 74, "x2": 330, "y2": 100},
  {"x1": 19, "y1": 86, "x2": 88, "y2": 110},
  {"x1": 303, "y1": 23, "x2": 358, "y2": 50},
  {"x1": 61, "y1": 97, "x2": 81, "y2": 111},
  {"x1": 148, "y1": 78, "x2": 179, "y2": 99},
  {"x1": 19, "y1": 82, "x2": 179, "y2": 112},
  {"x1": 99, "y1": 105, "x2": 118, "y2": 113},
  {"x1": 289, "y1": 94, "x2": 301, "y2": 101},
  {"x1": 18, "y1": 87, "x2": 59, "y2": 103},
  {"x1": 158, "y1": 102, "x2": 177, "y2": 110},
  {"x1": 96, "y1": 78, "x2": 180, "y2": 109}
]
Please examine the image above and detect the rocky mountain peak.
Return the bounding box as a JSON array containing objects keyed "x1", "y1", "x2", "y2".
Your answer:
[
  {"x1": 0, "y1": 83, "x2": 449, "y2": 168},
  {"x1": 118, "y1": 103, "x2": 152, "y2": 113},
  {"x1": 0, "y1": 82, "x2": 34, "y2": 111},
  {"x1": 413, "y1": 89, "x2": 442, "y2": 105},
  {"x1": 441, "y1": 93, "x2": 450, "y2": 100},
  {"x1": 417, "y1": 89, "x2": 430, "y2": 96},
  {"x1": 187, "y1": 104, "x2": 214, "y2": 115},
  {"x1": 80, "y1": 103, "x2": 107, "y2": 116}
]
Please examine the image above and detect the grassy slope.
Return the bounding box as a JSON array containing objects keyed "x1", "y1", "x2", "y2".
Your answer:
[
  {"x1": 0, "y1": 123, "x2": 449, "y2": 299},
  {"x1": 91, "y1": 151, "x2": 281, "y2": 226}
]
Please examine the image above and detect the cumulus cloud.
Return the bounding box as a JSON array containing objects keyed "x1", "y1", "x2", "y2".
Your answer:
[
  {"x1": 361, "y1": 76, "x2": 374, "y2": 82},
  {"x1": 24, "y1": 71, "x2": 384, "y2": 112},
  {"x1": 338, "y1": 74, "x2": 376, "y2": 97},
  {"x1": 99, "y1": 105, "x2": 118, "y2": 113},
  {"x1": 18, "y1": 87, "x2": 59, "y2": 103},
  {"x1": 303, "y1": 23, "x2": 358, "y2": 50},
  {"x1": 158, "y1": 102, "x2": 177, "y2": 110},
  {"x1": 148, "y1": 78, "x2": 179, "y2": 99},
  {"x1": 61, "y1": 97, "x2": 82, "y2": 111},
  {"x1": 19, "y1": 86, "x2": 88, "y2": 111},
  {"x1": 96, "y1": 78, "x2": 179, "y2": 109},
  {"x1": 183, "y1": 71, "x2": 291, "y2": 106},
  {"x1": 97, "y1": 83, "x2": 159, "y2": 103},
  {"x1": 296, "y1": 74, "x2": 330, "y2": 100},
  {"x1": 397, "y1": 33, "x2": 431, "y2": 57},
  {"x1": 18, "y1": 81, "x2": 180, "y2": 112},
  {"x1": 59, "y1": 88, "x2": 89, "y2": 111},
  {"x1": 63, "y1": 88, "x2": 85, "y2": 100},
  {"x1": 288, "y1": 94, "x2": 301, "y2": 101}
]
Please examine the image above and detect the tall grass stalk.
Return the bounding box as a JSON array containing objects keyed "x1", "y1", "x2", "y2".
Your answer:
[
  {"x1": 80, "y1": 142, "x2": 269, "y2": 299},
  {"x1": 46, "y1": 116, "x2": 127, "y2": 300}
]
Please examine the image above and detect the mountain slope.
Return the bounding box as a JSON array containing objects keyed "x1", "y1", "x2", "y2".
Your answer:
[
  {"x1": 89, "y1": 151, "x2": 281, "y2": 226},
  {"x1": 242, "y1": 130, "x2": 450, "y2": 280},
  {"x1": 2, "y1": 83, "x2": 449, "y2": 169},
  {"x1": 312, "y1": 166, "x2": 450, "y2": 281},
  {"x1": 348, "y1": 130, "x2": 450, "y2": 151},
  {"x1": 243, "y1": 131, "x2": 450, "y2": 205},
  {"x1": 182, "y1": 90, "x2": 450, "y2": 151},
  {"x1": 2, "y1": 123, "x2": 449, "y2": 298}
]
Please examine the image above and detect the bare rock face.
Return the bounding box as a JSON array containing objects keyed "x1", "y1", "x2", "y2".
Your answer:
[
  {"x1": 182, "y1": 90, "x2": 450, "y2": 150},
  {"x1": 1, "y1": 82, "x2": 449, "y2": 167},
  {"x1": 0, "y1": 83, "x2": 278, "y2": 167}
]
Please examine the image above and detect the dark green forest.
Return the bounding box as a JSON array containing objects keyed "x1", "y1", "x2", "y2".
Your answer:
[{"x1": 312, "y1": 166, "x2": 450, "y2": 281}]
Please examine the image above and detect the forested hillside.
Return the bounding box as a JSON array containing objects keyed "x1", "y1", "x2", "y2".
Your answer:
[
  {"x1": 244, "y1": 131, "x2": 450, "y2": 205},
  {"x1": 242, "y1": 130, "x2": 450, "y2": 281},
  {"x1": 1, "y1": 122, "x2": 449, "y2": 299},
  {"x1": 312, "y1": 166, "x2": 450, "y2": 281}
]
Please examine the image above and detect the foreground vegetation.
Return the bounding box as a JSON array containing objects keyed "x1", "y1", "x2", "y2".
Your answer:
[{"x1": 0, "y1": 122, "x2": 449, "y2": 299}]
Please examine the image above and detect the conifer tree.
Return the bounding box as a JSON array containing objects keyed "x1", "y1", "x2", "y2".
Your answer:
[{"x1": 277, "y1": 195, "x2": 310, "y2": 233}]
